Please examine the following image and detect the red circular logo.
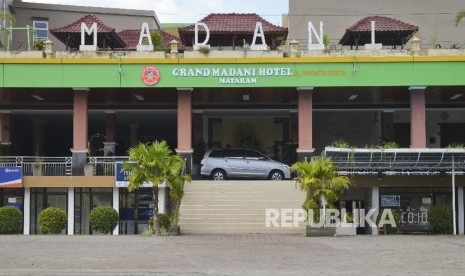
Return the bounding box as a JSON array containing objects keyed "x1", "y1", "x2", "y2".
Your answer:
[{"x1": 141, "y1": 66, "x2": 160, "y2": 86}]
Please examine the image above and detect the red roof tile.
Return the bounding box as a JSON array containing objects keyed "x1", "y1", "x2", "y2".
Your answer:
[
  {"x1": 50, "y1": 14, "x2": 116, "y2": 33},
  {"x1": 179, "y1": 13, "x2": 287, "y2": 34},
  {"x1": 118, "y1": 29, "x2": 185, "y2": 51},
  {"x1": 346, "y1": 16, "x2": 418, "y2": 33},
  {"x1": 50, "y1": 14, "x2": 126, "y2": 49},
  {"x1": 340, "y1": 16, "x2": 418, "y2": 46}
]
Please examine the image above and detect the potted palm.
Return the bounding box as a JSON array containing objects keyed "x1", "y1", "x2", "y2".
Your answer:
[
  {"x1": 291, "y1": 156, "x2": 351, "y2": 237},
  {"x1": 123, "y1": 140, "x2": 191, "y2": 235}
]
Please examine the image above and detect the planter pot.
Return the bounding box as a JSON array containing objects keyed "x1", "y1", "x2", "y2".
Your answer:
[
  {"x1": 168, "y1": 225, "x2": 180, "y2": 236},
  {"x1": 84, "y1": 164, "x2": 94, "y2": 176},
  {"x1": 305, "y1": 225, "x2": 336, "y2": 237},
  {"x1": 32, "y1": 163, "x2": 42, "y2": 176}
]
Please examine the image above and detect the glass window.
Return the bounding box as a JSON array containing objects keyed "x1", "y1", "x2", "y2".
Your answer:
[
  {"x1": 225, "y1": 149, "x2": 243, "y2": 159},
  {"x1": 74, "y1": 188, "x2": 112, "y2": 235},
  {"x1": 209, "y1": 149, "x2": 223, "y2": 158},
  {"x1": 33, "y1": 20, "x2": 48, "y2": 41}
]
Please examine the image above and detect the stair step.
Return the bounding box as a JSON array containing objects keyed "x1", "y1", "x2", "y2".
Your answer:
[{"x1": 179, "y1": 180, "x2": 306, "y2": 234}]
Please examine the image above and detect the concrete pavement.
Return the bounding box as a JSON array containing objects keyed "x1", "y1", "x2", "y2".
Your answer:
[{"x1": 0, "y1": 234, "x2": 464, "y2": 275}]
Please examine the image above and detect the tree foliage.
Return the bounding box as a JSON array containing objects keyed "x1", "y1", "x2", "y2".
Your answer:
[
  {"x1": 455, "y1": 10, "x2": 465, "y2": 27},
  {"x1": 89, "y1": 206, "x2": 119, "y2": 234},
  {"x1": 38, "y1": 207, "x2": 67, "y2": 234},
  {"x1": 429, "y1": 206, "x2": 453, "y2": 234},
  {"x1": 0, "y1": 206, "x2": 22, "y2": 234},
  {"x1": 122, "y1": 140, "x2": 190, "y2": 234},
  {"x1": 150, "y1": 31, "x2": 164, "y2": 51},
  {"x1": 291, "y1": 156, "x2": 351, "y2": 222}
]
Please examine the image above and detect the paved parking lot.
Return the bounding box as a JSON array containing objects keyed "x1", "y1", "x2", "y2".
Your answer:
[{"x1": 0, "y1": 234, "x2": 464, "y2": 275}]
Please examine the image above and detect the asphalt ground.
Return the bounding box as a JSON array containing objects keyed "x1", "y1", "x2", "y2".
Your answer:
[{"x1": 0, "y1": 234, "x2": 464, "y2": 275}]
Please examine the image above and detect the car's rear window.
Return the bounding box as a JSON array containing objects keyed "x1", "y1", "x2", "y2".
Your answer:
[{"x1": 209, "y1": 149, "x2": 224, "y2": 158}]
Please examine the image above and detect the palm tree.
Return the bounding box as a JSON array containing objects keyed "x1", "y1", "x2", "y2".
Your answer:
[
  {"x1": 291, "y1": 156, "x2": 351, "y2": 225},
  {"x1": 122, "y1": 140, "x2": 190, "y2": 234},
  {"x1": 455, "y1": 10, "x2": 465, "y2": 27}
]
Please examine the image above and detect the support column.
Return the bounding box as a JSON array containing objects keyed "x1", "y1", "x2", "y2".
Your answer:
[
  {"x1": 67, "y1": 188, "x2": 74, "y2": 235},
  {"x1": 458, "y1": 186, "x2": 464, "y2": 235},
  {"x1": 104, "y1": 112, "x2": 116, "y2": 156},
  {"x1": 23, "y1": 187, "x2": 30, "y2": 235},
  {"x1": 296, "y1": 87, "x2": 314, "y2": 160},
  {"x1": 371, "y1": 186, "x2": 379, "y2": 235},
  {"x1": 176, "y1": 88, "x2": 193, "y2": 174},
  {"x1": 381, "y1": 111, "x2": 394, "y2": 142},
  {"x1": 158, "y1": 187, "x2": 166, "y2": 214},
  {"x1": 71, "y1": 89, "x2": 89, "y2": 175},
  {"x1": 409, "y1": 87, "x2": 426, "y2": 148},
  {"x1": 0, "y1": 112, "x2": 11, "y2": 145},
  {"x1": 112, "y1": 188, "x2": 119, "y2": 235},
  {"x1": 128, "y1": 123, "x2": 139, "y2": 147}
]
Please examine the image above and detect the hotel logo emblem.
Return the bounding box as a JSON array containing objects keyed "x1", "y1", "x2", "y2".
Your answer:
[{"x1": 141, "y1": 66, "x2": 160, "y2": 86}]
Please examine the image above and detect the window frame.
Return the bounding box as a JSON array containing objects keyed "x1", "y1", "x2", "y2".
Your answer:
[{"x1": 33, "y1": 20, "x2": 49, "y2": 41}]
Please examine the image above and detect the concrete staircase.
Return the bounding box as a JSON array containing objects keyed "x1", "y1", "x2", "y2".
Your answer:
[{"x1": 179, "y1": 180, "x2": 306, "y2": 234}]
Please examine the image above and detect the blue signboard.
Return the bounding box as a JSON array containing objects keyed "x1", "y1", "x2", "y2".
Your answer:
[
  {"x1": 115, "y1": 162, "x2": 155, "y2": 188},
  {"x1": 0, "y1": 167, "x2": 22, "y2": 188}
]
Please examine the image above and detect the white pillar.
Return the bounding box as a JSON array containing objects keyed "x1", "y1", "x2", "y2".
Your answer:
[
  {"x1": 112, "y1": 188, "x2": 119, "y2": 235},
  {"x1": 458, "y1": 186, "x2": 464, "y2": 235},
  {"x1": 371, "y1": 186, "x2": 379, "y2": 235},
  {"x1": 67, "y1": 188, "x2": 74, "y2": 235},
  {"x1": 23, "y1": 187, "x2": 30, "y2": 235},
  {"x1": 158, "y1": 187, "x2": 166, "y2": 214}
]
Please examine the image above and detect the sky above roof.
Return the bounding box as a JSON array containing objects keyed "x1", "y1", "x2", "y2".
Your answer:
[{"x1": 23, "y1": 0, "x2": 288, "y2": 25}]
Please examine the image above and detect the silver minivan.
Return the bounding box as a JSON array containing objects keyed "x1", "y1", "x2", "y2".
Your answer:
[{"x1": 200, "y1": 148, "x2": 291, "y2": 180}]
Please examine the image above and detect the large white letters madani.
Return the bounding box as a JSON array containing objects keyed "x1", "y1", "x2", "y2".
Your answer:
[
  {"x1": 251, "y1": 22, "x2": 267, "y2": 50},
  {"x1": 193, "y1": 22, "x2": 210, "y2": 50},
  {"x1": 80, "y1": 22, "x2": 97, "y2": 51},
  {"x1": 307, "y1": 21, "x2": 324, "y2": 50},
  {"x1": 137, "y1": 22, "x2": 153, "y2": 51}
]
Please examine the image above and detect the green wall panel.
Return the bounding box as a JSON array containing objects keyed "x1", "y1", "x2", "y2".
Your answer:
[
  {"x1": 62, "y1": 64, "x2": 121, "y2": 87},
  {"x1": 353, "y1": 63, "x2": 414, "y2": 86},
  {"x1": 121, "y1": 63, "x2": 355, "y2": 88},
  {"x1": 4, "y1": 64, "x2": 63, "y2": 87},
  {"x1": 413, "y1": 62, "x2": 465, "y2": 86},
  {"x1": 0, "y1": 64, "x2": 3, "y2": 87},
  {"x1": 1, "y1": 60, "x2": 465, "y2": 88}
]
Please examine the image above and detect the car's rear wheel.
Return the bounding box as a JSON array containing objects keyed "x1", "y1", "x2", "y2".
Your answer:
[
  {"x1": 269, "y1": 170, "x2": 284, "y2": 180},
  {"x1": 211, "y1": 169, "x2": 226, "y2": 181}
]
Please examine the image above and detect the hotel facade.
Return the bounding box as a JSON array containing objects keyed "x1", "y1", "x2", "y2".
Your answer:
[{"x1": 0, "y1": 1, "x2": 465, "y2": 235}]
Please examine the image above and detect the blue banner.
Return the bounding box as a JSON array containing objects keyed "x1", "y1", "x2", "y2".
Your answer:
[
  {"x1": 0, "y1": 167, "x2": 22, "y2": 188},
  {"x1": 115, "y1": 162, "x2": 154, "y2": 188}
]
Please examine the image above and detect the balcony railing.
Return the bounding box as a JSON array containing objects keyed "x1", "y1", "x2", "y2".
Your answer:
[
  {"x1": 88, "y1": 156, "x2": 129, "y2": 176},
  {"x1": 0, "y1": 156, "x2": 72, "y2": 176},
  {"x1": 0, "y1": 156, "x2": 131, "y2": 176}
]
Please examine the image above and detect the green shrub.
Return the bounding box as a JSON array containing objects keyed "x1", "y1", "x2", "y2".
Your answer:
[
  {"x1": 159, "y1": 213, "x2": 171, "y2": 231},
  {"x1": 38, "y1": 207, "x2": 67, "y2": 234},
  {"x1": 429, "y1": 206, "x2": 453, "y2": 234},
  {"x1": 89, "y1": 206, "x2": 119, "y2": 234},
  {"x1": 0, "y1": 206, "x2": 23, "y2": 234}
]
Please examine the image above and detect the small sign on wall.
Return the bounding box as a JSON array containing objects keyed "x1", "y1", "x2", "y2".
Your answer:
[
  {"x1": 0, "y1": 167, "x2": 22, "y2": 188},
  {"x1": 422, "y1": 197, "x2": 432, "y2": 205},
  {"x1": 381, "y1": 195, "x2": 400, "y2": 207}
]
